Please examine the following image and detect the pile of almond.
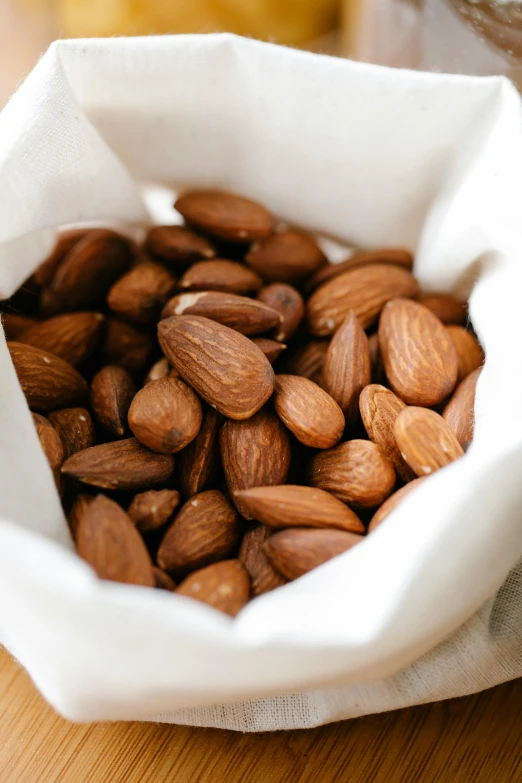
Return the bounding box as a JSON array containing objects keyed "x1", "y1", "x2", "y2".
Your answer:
[{"x1": 1, "y1": 190, "x2": 483, "y2": 616}]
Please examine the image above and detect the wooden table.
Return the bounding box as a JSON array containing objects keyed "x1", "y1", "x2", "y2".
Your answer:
[{"x1": 1, "y1": 646, "x2": 521, "y2": 783}]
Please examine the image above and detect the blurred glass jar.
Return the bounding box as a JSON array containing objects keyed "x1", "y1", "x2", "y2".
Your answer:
[{"x1": 343, "y1": 0, "x2": 522, "y2": 90}]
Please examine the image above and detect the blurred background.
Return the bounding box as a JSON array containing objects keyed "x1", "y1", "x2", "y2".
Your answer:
[{"x1": 1, "y1": 0, "x2": 522, "y2": 108}]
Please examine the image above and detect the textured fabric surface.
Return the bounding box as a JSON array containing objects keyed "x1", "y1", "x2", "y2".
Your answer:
[{"x1": 0, "y1": 34, "x2": 522, "y2": 730}]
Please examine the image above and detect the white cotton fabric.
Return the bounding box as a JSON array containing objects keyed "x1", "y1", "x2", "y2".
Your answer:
[{"x1": 0, "y1": 34, "x2": 522, "y2": 730}]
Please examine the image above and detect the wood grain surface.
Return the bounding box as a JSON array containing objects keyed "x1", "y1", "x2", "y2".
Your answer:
[{"x1": 0, "y1": 646, "x2": 521, "y2": 783}]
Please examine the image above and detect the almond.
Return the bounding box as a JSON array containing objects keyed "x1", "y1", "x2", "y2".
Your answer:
[
  {"x1": 235, "y1": 485, "x2": 364, "y2": 533},
  {"x1": 368, "y1": 332, "x2": 385, "y2": 384},
  {"x1": 61, "y1": 438, "x2": 174, "y2": 490},
  {"x1": 175, "y1": 560, "x2": 250, "y2": 616},
  {"x1": 443, "y1": 367, "x2": 480, "y2": 450},
  {"x1": 153, "y1": 567, "x2": 177, "y2": 591},
  {"x1": 8, "y1": 341, "x2": 88, "y2": 412},
  {"x1": 394, "y1": 406, "x2": 464, "y2": 476},
  {"x1": 250, "y1": 338, "x2": 287, "y2": 364},
  {"x1": 359, "y1": 384, "x2": 415, "y2": 481},
  {"x1": 76, "y1": 494, "x2": 154, "y2": 587},
  {"x1": 68, "y1": 493, "x2": 94, "y2": 540},
  {"x1": 127, "y1": 489, "x2": 181, "y2": 532},
  {"x1": 239, "y1": 525, "x2": 287, "y2": 596},
  {"x1": 178, "y1": 406, "x2": 221, "y2": 498},
  {"x1": 245, "y1": 229, "x2": 326, "y2": 283},
  {"x1": 18, "y1": 311, "x2": 105, "y2": 366},
  {"x1": 31, "y1": 228, "x2": 92, "y2": 287},
  {"x1": 304, "y1": 248, "x2": 414, "y2": 293},
  {"x1": 32, "y1": 413, "x2": 64, "y2": 490},
  {"x1": 91, "y1": 365, "x2": 136, "y2": 438},
  {"x1": 128, "y1": 376, "x2": 202, "y2": 454},
  {"x1": 144, "y1": 357, "x2": 171, "y2": 384},
  {"x1": 308, "y1": 263, "x2": 420, "y2": 335},
  {"x1": 418, "y1": 293, "x2": 467, "y2": 325},
  {"x1": 220, "y1": 408, "x2": 292, "y2": 518},
  {"x1": 446, "y1": 325, "x2": 484, "y2": 383},
  {"x1": 162, "y1": 291, "x2": 282, "y2": 336},
  {"x1": 379, "y1": 298, "x2": 458, "y2": 406},
  {"x1": 158, "y1": 315, "x2": 275, "y2": 420},
  {"x1": 144, "y1": 225, "x2": 215, "y2": 266},
  {"x1": 273, "y1": 374, "x2": 344, "y2": 449},
  {"x1": 175, "y1": 190, "x2": 273, "y2": 242},
  {"x1": 102, "y1": 318, "x2": 155, "y2": 375},
  {"x1": 368, "y1": 477, "x2": 427, "y2": 533},
  {"x1": 2, "y1": 313, "x2": 38, "y2": 341},
  {"x1": 263, "y1": 528, "x2": 362, "y2": 580},
  {"x1": 322, "y1": 312, "x2": 371, "y2": 424},
  {"x1": 107, "y1": 261, "x2": 177, "y2": 324},
  {"x1": 40, "y1": 230, "x2": 133, "y2": 315},
  {"x1": 48, "y1": 407, "x2": 95, "y2": 459},
  {"x1": 282, "y1": 340, "x2": 329, "y2": 384},
  {"x1": 157, "y1": 491, "x2": 241, "y2": 577},
  {"x1": 310, "y1": 439, "x2": 396, "y2": 508},
  {"x1": 179, "y1": 259, "x2": 263, "y2": 296},
  {"x1": 258, "y1": 283, "x2": 304, "y2": 342}
]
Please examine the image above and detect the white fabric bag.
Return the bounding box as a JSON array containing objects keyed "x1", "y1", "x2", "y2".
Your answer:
[{"x1": 1, "y1": 34, "x2": 522, "y2": 731}]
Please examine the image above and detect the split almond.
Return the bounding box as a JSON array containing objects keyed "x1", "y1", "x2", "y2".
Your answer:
[
  {"x1": 162, "y1": 291, "x2": 281, "y2": 336},
  {"x1": 91, "y1": 365, "x2": 136, "y2": 438},
  {"x1": 17, "y1": 311, "x2": 105, "y2": 366},
  {"x1": 443, "y1": 367, "x2": 480, "y2": 450},
  {"x1": 158, "y1": 315, "x2": 275, "y2": 420},
  {"x1": 359, "y1": 384, "x2": 415, "y2": 482},
  {"x1": 263, "y1": 528, "x2": 362, "y2": 581},
  {"x1": 8, "y1": 342, "x2": 88, "y2": 412},
  {"x1": 76, "y1": 494, "x2": 154, "y2": 587},
  {"x1": 48, "y1": 407, "x2": 95, "y2": 459},
  {"x1": 127, "y1": 489, "x2": 180, "y2": 532},
  {"x1": 394, "y1": 406, "x2": 464, "y2": 476},
  {"x1": 246, "y1": 229, "x2": 326, "y2": 284},
  {"x1": 273, "y1": 374, "x2": 344, "y2": 449},
  {"x1": 258, "y1": 283, "x2": 304, "y2": 342},
  {"x1": 446, "y1": 325, "x2": 484, "y2": 383},
  {"x1": 235, "y1": 485, "x2": 364, "y2": 533},
  {"x1": 175, "y1": 190, "x2": 273, "y2": 242},
  {"x1": 179, "y1": 259, "x2": 263, "y2": 296},
  {"x1": 322, "y1": 312, "x2": 371, "y2": 424},
  {"x1": 379, "y1": 298, "x2": 458, "y2": 407},
  {"x1": 239, "y1": 525, "x2": 287, "y2": 596},
  {"x1": 107, "y1": 260, "x2": 177, "y2": 324},
  {"x1": 175, "y1": 560, "x2": 250, "y2": 616}
]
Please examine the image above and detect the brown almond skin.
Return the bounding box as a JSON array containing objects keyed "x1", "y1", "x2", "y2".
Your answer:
[
  {"x1": 175, "y1": 190, "x2": 273, "y2": 242},
  {"x1": 153, "y1": 567, "x2": 177, "y2": 591},
  {"x1": 418, "y1": 293, "x2": 467, "y2": 325},
  {"x1": 2, "y1": 313, "x2": 39, "y2": 341},
  {"x1": 76, "y1": 495, "x2": 154, "y2": 587},
  {"x1": 368, "y1": 332, "x2": 385, "y2": 384},
  {"x1": 158, "y1": 315, "x2": 275, "y2": 420},
  {"x1": 322, "y1": 312, "x2": 371, "y2": 424},
  {"x1": 282, "y1": 340, "x2": 329, "y2": 385},
  {"x1": 107, "y1": 261, "x2": 177, "y2": 325},
  {"x1": 379, "y1": 298, "x2": 458, "y2": 407},
  {"x1": 368, "y1": 477, "x2": 427, "y2": 533},
  {"x1": 16, "y1": 312, "x2": 105, "y2": 366},
  {"x1": 102, "y1": 318, "x2": 155, "y2": 376},
  {"x1": 446, "y1": 325, "x2": 484, "y2": 383},
  {"x1": 48, "y1": 407, "x2": 95, "y2": 459},
  {"x1": 8, "y1": 342, "x2": 88, "y2": 412},
  {"x1": 308, "y1": 264, "x2": 420, "y2": 336},
  {"x1": 175, "y1": 560, "x2": 250, "y2": 616},
  {"x1": 179, "y1": 260, "x2": 263, "y2": 296},
  {"x1": 394, "y1": 407, "x2": 464, "y2": 477},
  {"x1": 251, "y1": 338, "x2": 287, "y2": 364},
  {"x1": 239, "y1": 525, "x2": 287, "y2": 596},
  {"x1": 258, "y1": 283, "x2": 304, "y2": 343},
  {"x1": 178, "y1": 406, "x2": 221, "y2": 499},
  {"x1": 40, "y1": 230, "x2": 133, "y2": 315},
  {"x1": 91, "y1": 365, "x2": 136, "y2": 438},
  {"x1": 220, "y1": 408, "x2": 292, "y2": 519},
  {"x1": 61, "y1": 438, "x2": 174, "y2": 491},
  {"x1": 246, "y1": 229, "x2": 327, "y2": 284},
  {"x1": 68, "y1": 494, "x2": 94, "y2": 540},
  {"x1": 127, "y1": 489, "x2": 181, "y2": 532},
  {"x1": 128, "y1": 376, "x2": 202, "y2": 454},
  {"x1": 32, "y1": 413, "x2": 64, "y2": 490},
  {"x1": 145, "y1": 225, "x2": 215, "y2": 266},
  {"x1": 162, "y1": 291, "x2": 282, "y2": 336},
  {"x1": 263, "y1": 529, "x2": 362, "y2": 581},
  {"x1": 144, "y1": 357, "x2": 170, "y2": 384},
  {"x1": 273, "y1": 374, "x2": 344, "y2": 449},
  {"x1": 304, "y1": 248, "x2": 414, "y2": 293},
  {"x1": 32, "y1": 228, "x2": 92, "y2": 287},
  {"x1": 359, "y1": 384, "x2": 415, "y2": 482},
  {"x1": 236, "y1": 485, "x2": 364, "y2": 533},
  {"x1": 310, "y1": 439, "x2": 396, "y2": 509},
  {"x1": 157, "y1": 491, "x2": 241, "y2": 578},
  {"x1": 443, "y1": 367, "x2": 480, "y2": 451}
]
